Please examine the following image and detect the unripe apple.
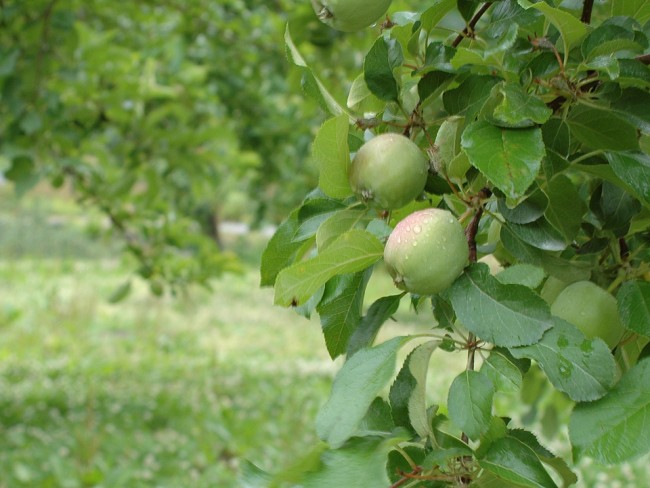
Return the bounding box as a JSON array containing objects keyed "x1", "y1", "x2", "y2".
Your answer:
[
  {"x1": 311, "y1": 0, "x2": 392, "y2": 32},
  {"x1": 384, "y1": 208, "x2": 469, "y2": 295},
  {"x1": 551, "y1": 281, "x2": 625, "y2": 349},
  {"x1": 349, "y1": 133, "x2": 428, "y2": 210}
]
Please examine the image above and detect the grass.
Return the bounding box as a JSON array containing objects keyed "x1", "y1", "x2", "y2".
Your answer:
[{"x1": 0, "y1": 189, "x2": 648, "y2": 487}]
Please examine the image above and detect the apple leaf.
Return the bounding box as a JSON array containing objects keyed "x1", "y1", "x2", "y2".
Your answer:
[
  {"x1": 491, "y1": 83, "x2": 552, "y2": 128},
  {"x1": 479, "y1": 436, "x2": 558, "y2": 488},
  {"x1": 447, "y1": 370, "x2": 495, "y2": 441},
  {"x1": 447, "y1": 264, "x2": 553, "y2": 347},
  {"x1": 495, "y1": 264, "x2": 545, "y2": 289},
  {"x1": 605, "y1": 152, "x2": 650, "y2": 207},
  {"x1": 317, "y1": 270, "x2": 372, "y2": 359},
  {"x1": 617, "y1": 281, "x2": 650, "y2": 337},
  {"x1": 347, "y1": 294, "x2": 403, "y2": 357},
  {"x1": 274, "y1": 229, "x2": 383, "y2": 307},
  {"x1": 461, "y1": 121, "x2": 545, "y2": 199},
  {"x1": 312, "y1": 115, "x2": 353, "y2": 200},
  {"x1": 567, "y1": 105, "x2": 639, "y2": 151},
  {"x1": 364, "y1": 37, "x2": 403, "y2": 102},
  {"x1": 519, "y1": 0, "x2": 587, "y2": 54},
  {"x1": 510, "y1": 318, "x2": 617, "y2": 402},
  {"x1": 570, "y1": 358, "x2": 650, "y2": 464},
  {"x1": 543, "y1": 175, "x2": 586, "y2": 242},
  {"x1": 481, "y1": 349, "x2": 524, "y2": 394},
  {"x1": 389, "y1": 341, "x2": 438, "y2": 438},
  {"x1": 316, "y1": 336, "x2": 409, "y2": 448}
]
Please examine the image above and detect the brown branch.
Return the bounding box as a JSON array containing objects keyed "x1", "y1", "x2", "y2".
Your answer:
[
  {"x1": 452, "y1": 3, "x2": 493, "y2": 48},
  {"x1": 581, "y1": 0, "x2": 594, "y2": 24},
  {"x1": 638, "y1": 53, "x2": 650, "y2": 65}
]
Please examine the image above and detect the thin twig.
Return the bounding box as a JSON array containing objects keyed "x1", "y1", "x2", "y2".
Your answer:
[{"x1": 452, "y1": 3, "x2": 493, "y2": 48}]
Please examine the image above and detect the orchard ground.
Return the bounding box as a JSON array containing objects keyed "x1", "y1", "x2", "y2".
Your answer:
[{"x1": 0, "y1": 188, "x2": 647, "y2": 487}]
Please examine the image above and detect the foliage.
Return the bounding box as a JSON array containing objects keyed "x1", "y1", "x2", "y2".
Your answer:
[
  {"x1": 0, "y1": 0, "x2": 346, "y2": 293},
  {"x1": 261, "y1": 0, "x2": 650, "y2": 485}
]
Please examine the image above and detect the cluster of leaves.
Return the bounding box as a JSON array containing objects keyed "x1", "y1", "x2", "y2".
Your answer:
[{"x1": 259, "y1": 0, "x2": 650, "y2": 486}]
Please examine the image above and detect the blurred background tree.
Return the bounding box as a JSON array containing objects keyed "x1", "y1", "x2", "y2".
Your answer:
[{"x1": 0, "y1": 0, "x2": 388, "y2": 293}]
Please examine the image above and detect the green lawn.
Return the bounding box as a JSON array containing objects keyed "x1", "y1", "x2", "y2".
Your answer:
[{"x1": 0, "y1": 192, "x2": 648, "y2": 487}]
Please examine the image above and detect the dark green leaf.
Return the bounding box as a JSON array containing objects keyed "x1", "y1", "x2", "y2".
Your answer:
[
  {"x1": 605, "y1": 152, "x2": 650, "y2": 207},
  {"x1": 295, "y1": 198, "x2": 347, "y2": 242},
  {"x1": 443, "y1": 75, "x2": 501, "y2": 122},
  {"x1": 506, "y1": 218, "x2": 568, "y2": 252},
  {"x1": 447, "y1": 264, "x2": 553, "y2": 347},
  {"x1": 610, "y1": 88, "x2": 650, "y2": 133},
  {"x1": 316, "y1": 337, "x2": 409, "y2": 448},
  {"x1": 389, "y1": 341, "x2": 438, "y2": 437},
  {"x1": 347, "y1": 294, "x2": 403, "y2": 357},
  {"x1": 447, "y1": 370, "x2": 494, "y2": 441},
  {"x1": 418, "y1": 71, "x2": 454, "y2": 103},
  {"x1": 479, "y1": 436, "x2": 558, "y2": 488},
  {"x1": 543, "y1": 175, "x2": 586, "y2": 242},
  {"x1": 462, "y1": 122, "x2": 545, "y2": 199},
  {"x1": 318, "y1": 270, "x2": 372, "y2": 359},
  {"x1": 498, "y1": 191, "x2": 548, "y2": 225},
  {"x1": 274, "y1": 229, "x2": 383, "y2": 307},
  {"x1": 569, "y1": 358, "x2": 650, "y2": 464},
  {"x1": 617, "y1": 281, "x2": 650, "y2": 337},
  {"x1": 541, "y1": 119, "x2": 571, "y2": 157},
  {"x1": 364, "y1": 37, "x2": 403, "y2": 102},
  {"x1": 108, "y1": 280, "x2": 132, "y2": 304},
  {"x1": 567, "y1": 105, "x2": 639, "y2": 151},
  {"x1": 260, "y1": 208, "x2": 303, "y2": 286},
  {"x1": 510, "y1": 318, "x2": 617, "y2": 402}
]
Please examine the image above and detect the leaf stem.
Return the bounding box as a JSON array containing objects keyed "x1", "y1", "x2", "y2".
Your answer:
[
  {"x1": 569, "y1": 150, "x2": 604, "y2": 166},
  {"x1": 581, "y1": 0, "x2": 594, "y2": 24}
]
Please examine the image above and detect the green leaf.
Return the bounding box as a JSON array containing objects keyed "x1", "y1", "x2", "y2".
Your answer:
[
  {"x1": 481, "y1": 349, "x2": 524, "y2": 394},
  {"x1": 570, "y1": 358, "x2": 650, "y2": 464},
  {"x1": 418, "y1": 71, "x2": 454, "y2": 103},
  {"x1": 303, "y1": 436, "x2": 405, "y2": 488},
  {"x1": 519, "y1": 0, "x2": 587, "y2": 54},
  {"x1": 490, "y1": 83, "x2": 552, "y2": 128},
  {"x1": 542, "y1": 119, "x2": 571, "y2": 157},
  {"x1": 506, "y1": 218, "x2": 568, "y2": 252},
  {"x1": 611, "y1": 0, "x2": 650, "y2": 24},
  {"x1": 347, "y1": 294, "x2": 403, "y2": 357},
  {"x1": 443, "y1": 75, "x2": 501, "y2": 123},
  {"x1": 567, "y1": 105, "x2": 639, "y2": 151},
  {"x1": 389, "y1": 341, "x2": 438, "y2": 437},
  {"x1": 447, "y1": 370, "x2": 494, "y2": 441},
  {"x1": 316, "y1": 209, "x2": 369, "y2": 251},
  {"x1": 274, "y1": 229, "x2": 383, "y2": 307},
  {"x1": 318, "y1": 270, "x2": 372, "y2": 359},
  {"x1": 239, "y1": 461, "x2": 272, "y2": 488},
  {"x1": 605, "y1": 152, "x2": 650, "y2": 207},
  {"x1": 108, "y1": 280, "x2": 132, "y2": 304},
  {"x1": 617, "y1": 281, "x2": 650, "y2": 337},
  {"x1": 285, "y1": 25, "x2": 351, "y2": 119},
  {"x1": 316, "y1": 337, "x2": 409, "y2": 448},
  {"x1": 479, "y1": 436, "x2": 558, "y2": 488},
  {"x1": 495, "y1": 264, "x2": 545, "y2": 289},
  {"x1": 5, "y1": 156, "x2": 39, "y2": 197},
  {"x1": 447, "y1": 264, "x2": 553, "y2": 347},
  {"x1": 498, "y1": 190, "x2": 548, "y2": 225},
  {"x1": 543, "y1": 175, "x2": 586, "y2": 242},
  {"x1": 610, "y1": 88, "x2": 650, "y2": 133},
  {"x1": 510, "y1": 318, "x2": 617, "y2": 402},
  {"x1": 420, "y1": 0, "x2": 457, "y2": 32},
  {"x1": 295, "y1": 198, "x2": 347, "y2": 242},
  {"x1": 313, "y1": 115, "x2": 353, "y2": 200},
  {"x1": 462, "y1": 121, "x2": 545, "y2": 199},
  {"x1": 364, "y1": 37, "x2": 403, "y2": 102},
  {"x1": 260, "y1": 208, "x2": 303, "y2": 286}
]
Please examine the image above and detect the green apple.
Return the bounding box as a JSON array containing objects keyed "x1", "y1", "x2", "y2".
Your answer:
[
  {"x1": 311, "y1": 0, "x2": 392, "y2": 32},
  {"x1": 349, "y1": 133, "x2": 428, "y2": 210},
  {"x1": 551, "y1": 281, "x2": 625, "y2": 349},
  {"x1": 384, "y1": 208, "x2": 469, "y2": 295}
]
